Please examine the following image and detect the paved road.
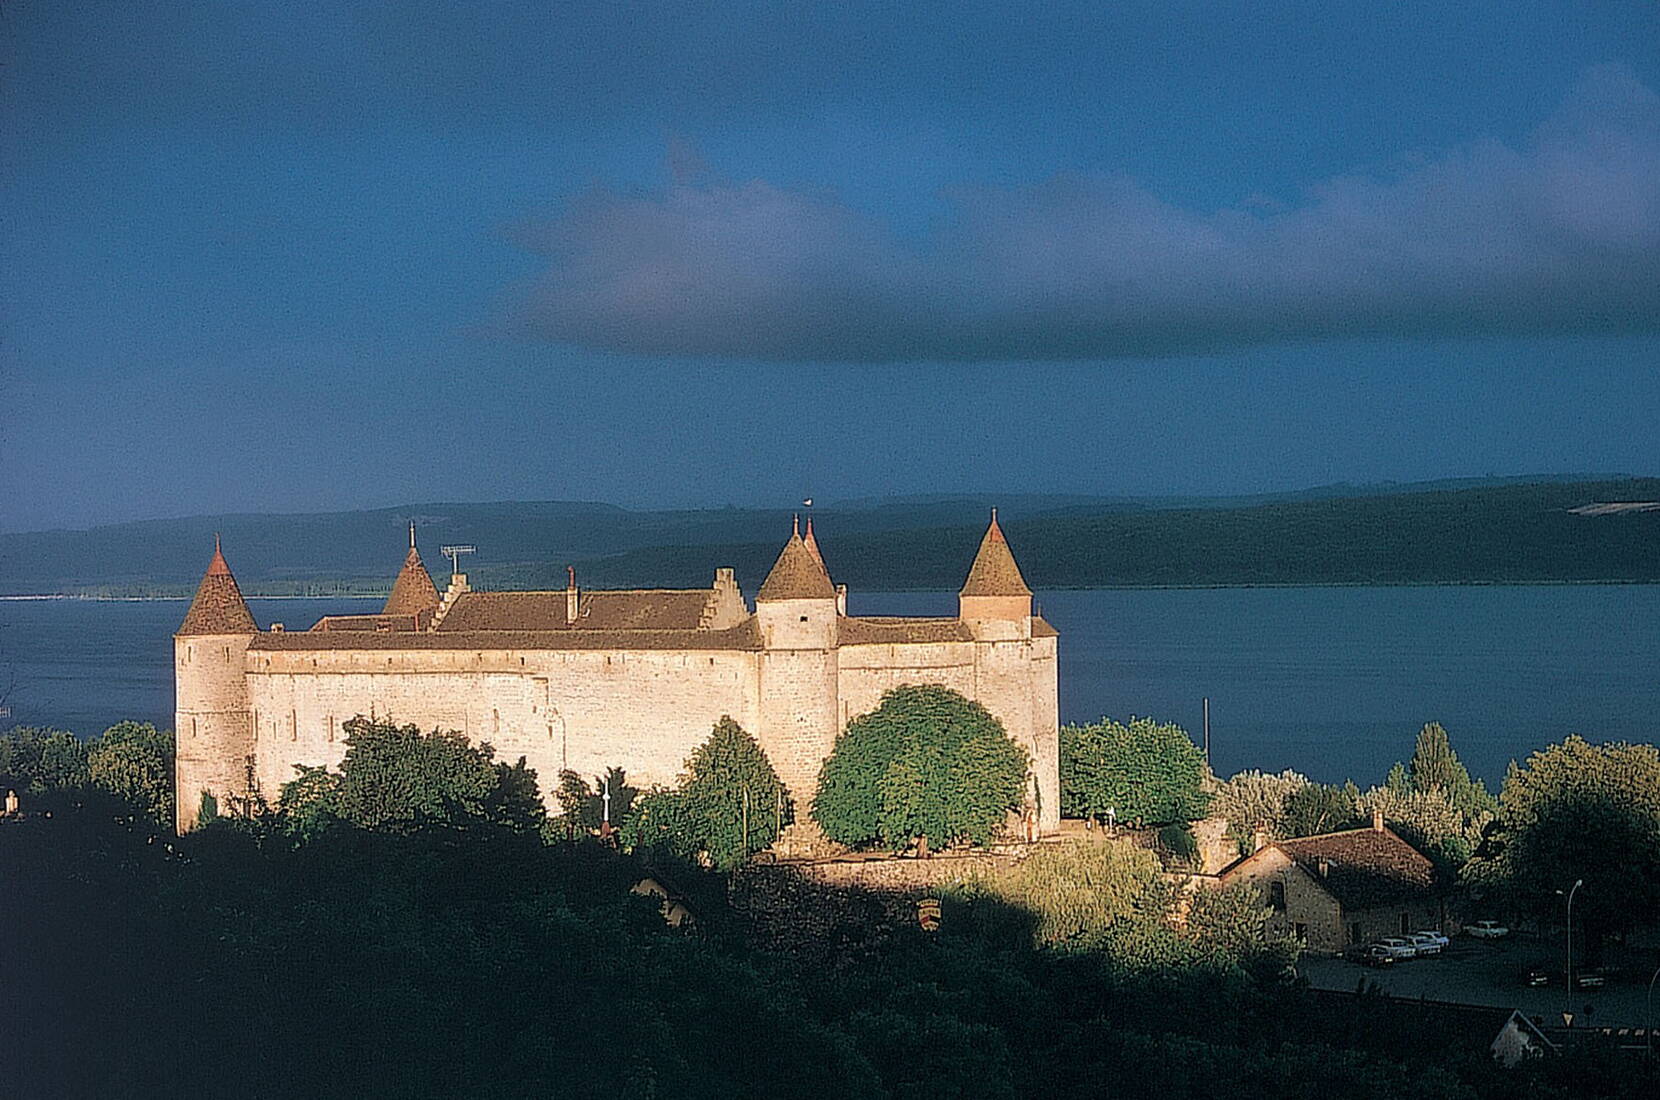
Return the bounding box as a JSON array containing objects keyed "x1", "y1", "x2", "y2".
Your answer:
[{"x1": 1297, "y1": 933, "x2": 1660, "y2": 1028}]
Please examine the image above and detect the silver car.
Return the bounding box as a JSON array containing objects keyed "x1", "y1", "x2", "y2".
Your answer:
[
  {"x1": 1404, "y1": 932, "x2": 1444, "y2": 956},
  {"x1": 1374, "y1": 937, "x2": 1419, "y2": 959}
]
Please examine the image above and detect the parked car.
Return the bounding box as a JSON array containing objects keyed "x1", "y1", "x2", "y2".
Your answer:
[
  {"x1": 1356, "y1": 944, "x2": 1397, "y2": 968},
  {"x1": 1466, "y1": 920, "x2": 1510, "y2": 940},
  {"x1": 1522, "y1": 966, "x2": 1607, "y2": 990},
  {"x1": 1412, "y1": 929, "x2": 1451, "y2": 950},
  {"x1": 1374, "y1": 937, "x2": 1419, "y2": 960},
  {"x1": 1405, "y1": 933, "x2": 1445, "y2": 956}
]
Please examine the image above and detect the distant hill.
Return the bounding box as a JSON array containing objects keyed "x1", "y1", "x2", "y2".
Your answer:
[{"x1": 1, "y1": 476, "x2": 1655, "y2": 595}]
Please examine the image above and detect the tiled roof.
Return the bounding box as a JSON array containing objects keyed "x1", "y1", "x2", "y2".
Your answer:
[
  {"x1": 383, "y1": 546, "x2": 440, "y2": 617},
  {"x1": 311, "y1": 613, "x2": 425, "y2": 633},
  {"x1": 1032, "y1": 616, "x2": 1059, "y2": 638},
  {"x1": 838, "y1": 617, "x2": 973, "y2": 645},
  {"x1": 757, "y1": 534, "x2": 836, "y2": 601},
  {"x1": 177, "y1": 541, "x2": 258, "y2": 636},
  {"x1": 249, "y1": 620, "x2": 764, "y2": 652},
  {"x1": 960, "y1": 513, "x2": 1032, "y2": 597},
  {"x1": 434, "y1": 589, "x2": 714, "y2": 632},
  {"x1": 1275, "y1": 827, "x2": 1436, "y2": 908}
]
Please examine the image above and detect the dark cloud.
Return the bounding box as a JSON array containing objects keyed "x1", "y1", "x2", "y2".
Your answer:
[{"x1": 512, "y1": 67, "x2": 1660, "y2": 362}]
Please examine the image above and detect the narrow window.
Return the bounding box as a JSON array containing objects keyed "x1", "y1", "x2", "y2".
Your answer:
[
  {"x1": 186, "y1": 645, "x2": 193, "y2": 663},
  {"x1": 191, "y1": 716, "x2": 198, "y2": 738},
  {"x1": 1268, "y1": 881, "x2": 1286, "y2": 911},
  {"x1": 290, "y1": 709, "x2": 297, "y2": 741},
  {"x1": 492, "y1": 708, "x2": 500, "y2": 735},
  {"x1": 328, "y1": 715, "x2": 335, "y2": 743}
]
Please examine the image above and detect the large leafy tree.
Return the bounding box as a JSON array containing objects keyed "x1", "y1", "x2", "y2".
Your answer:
[
  {"x1": 0, "y1": 726, "x2": 90, "y2": 795},
  {"x1": 813, "y1": 684, "x2": 1029, "y2": 851},
  {"x1": 1059, "y1": 717, "x2": 1208, "y2": 825},
  {"x1": 1480, "y1": 735, "x2": 1660, "y2": 945},
  {"x1": 621, "y1": 717, "x2": 790, "y2": 870},
  {"x1": 86, "y1": 721, "x2": 174, "y2": 826},
  {"x1": 276, "y1": 716, "x2": 544, "y2": 835}
]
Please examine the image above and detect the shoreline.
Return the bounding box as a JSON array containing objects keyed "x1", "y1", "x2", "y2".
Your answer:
[{"x1": 4, "y1": 577, "x2": 1659, "y2": 601}]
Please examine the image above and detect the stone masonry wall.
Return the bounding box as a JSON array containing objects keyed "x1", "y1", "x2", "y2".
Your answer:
[
  {"x1": 243, "y1": 646, "x2": 760, "y2": 808},
  {"x1": 175, "y1": 633, "x2": 254, "y2": 831}
]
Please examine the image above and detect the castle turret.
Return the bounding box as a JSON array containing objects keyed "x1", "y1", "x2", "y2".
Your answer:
[
  {"x1": 383, "y1": 521, "x2": 440, "y2": 625},
  {"x1": 958, "y1": 509, "x2": 1033, "y2": 638},
  {"x1": 956, "y1": 511, "x2": 1058, "y2": 831},
  {"x1": 174, "y1": 536, "x2": 258, "y2": 832},
  {"x1": 754, "y1": 520, "x2": 839, "y2": 806}
]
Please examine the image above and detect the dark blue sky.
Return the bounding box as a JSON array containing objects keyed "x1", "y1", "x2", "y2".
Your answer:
[{"x1": 4, "y1": 1, "x2": 1658, "y2": 532}]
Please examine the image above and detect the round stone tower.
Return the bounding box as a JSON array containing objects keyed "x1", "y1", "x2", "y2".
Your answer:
[
  {"x1": 174, "y1": 536, "x2": 258, "y2": 832},
  {"x1": 754, "y1": 518, "x2": 840, "y2": 808}
]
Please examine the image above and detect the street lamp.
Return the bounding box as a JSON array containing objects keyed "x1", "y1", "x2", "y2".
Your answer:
[
  {"x1": 1648, "y1": 962, "x2": 1659, "y2": 1061},
  {"x1": 1558, "y1": 879, "x2": 1585, "y2": 1022}
]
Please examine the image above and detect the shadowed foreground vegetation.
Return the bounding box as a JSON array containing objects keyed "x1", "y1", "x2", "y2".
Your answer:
[{"x1": 5, "y1": 731, "x2": 1658, "y2": 1098}]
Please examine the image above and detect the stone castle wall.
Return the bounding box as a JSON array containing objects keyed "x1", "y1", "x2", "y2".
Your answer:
[
  {"x1": 182, "y1": 618, "x2": 1060, "y2": 832},
  {"x1": 241, "y1": 646, "x2": 761, "y2": 804}
]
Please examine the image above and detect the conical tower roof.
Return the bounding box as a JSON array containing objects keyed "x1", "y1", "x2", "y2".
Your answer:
[
  {"x1": 802, "y1": 516, "x2": 828, "y2": 576},
  {"x1": 757, "y1": 521, "x2": 836, "y2": 602},
  {"x1": 383, "y1": 523, "x2": 440, "y2": 617},
  {"x1": 178, "y1": 536, "x2": 258, "y2": 635},
  {"x1": 959, "y1": 510, "x2": 1032, "y2": 597}
]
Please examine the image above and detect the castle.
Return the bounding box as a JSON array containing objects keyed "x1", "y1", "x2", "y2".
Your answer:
[{"x1": 174, "y1": 515, "x2": 1060, "y2": 836}]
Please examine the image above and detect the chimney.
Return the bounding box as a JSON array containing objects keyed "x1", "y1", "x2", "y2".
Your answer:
[
  {"x1": 836, "y1": 583, "x2": 848, "y2": 617},
  {"x1": 1251, "y1": 827, "x2": 1269, "y2": 853},
  {"x1": 270, "y1": 623, "x2": 284, "y2": 633},
  {"x1": 1371, "y1": 806, "x2": 1385, "y2": 833},
  {"x1": 1318, "y1": 858, "x2": 1331, "y2": 878},
  {"x1": 566, "y1": 565, "x2": 579, "y2": 624}
]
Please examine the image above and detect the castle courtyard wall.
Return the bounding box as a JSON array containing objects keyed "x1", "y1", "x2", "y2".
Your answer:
[{"x1": 243, "y1": 646, "x2": 760, "y2": 804}]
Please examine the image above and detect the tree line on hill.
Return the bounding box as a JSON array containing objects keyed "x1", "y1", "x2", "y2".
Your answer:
[
  {"x1": 4, "y1": 697, "x2": 1659, "y2": 1097},
  {"x1": 4, "y1": 477, "x2": 1657, "y2": 594}
]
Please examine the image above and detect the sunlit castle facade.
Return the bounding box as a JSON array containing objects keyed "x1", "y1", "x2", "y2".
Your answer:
[{"x1": 173, "y1": 515, "x2": 1060, "y2": 836}]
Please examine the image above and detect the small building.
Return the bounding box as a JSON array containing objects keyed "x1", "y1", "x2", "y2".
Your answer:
[{"x1": 1219, "y1": 809, "x2": 1440, "y2": 954}]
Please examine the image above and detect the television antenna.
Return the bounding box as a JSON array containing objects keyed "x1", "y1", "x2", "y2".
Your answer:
[{"x1": 441, "y1": 545, "x2": 476, "y2": 576}]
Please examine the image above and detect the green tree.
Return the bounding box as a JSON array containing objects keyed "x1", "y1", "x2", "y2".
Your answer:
[
  {"x1": 621, "y1": 717, "x2": 790, "y2": 870},
  {"x1": 332, "y1": 716, "x2": 500, "y2": 831},
  {"x1": 554, "y1": 765, "x2": 639, "y2": 837},
  {"x1": 86, "y1": 721, "x2": 174, "y2": 825},
  {"x1": 487, "y1": 756, "x2": 548, "y2": 833},
  {"x1": 1281, "y1": 782, "x2": 1360, "y2": 838},
  {"x1": 1059, "y1": 717, "x2": 1208, "y2": 825},
  {"x1": 277, "y1": 764, "x2": 343, "y2": 840},
  {"x1": 0, "y1": 726, "x2": 90, "y2": 794},
  {"x1": 813, "y1": 685, "x2": 1029, "y2": 851},
  {"x1": 1405, "y1": 721, "x2": 1495, "y2": 817},
  {"x1": 1208, "y1": 769, "x2": 1309, "y2": 840},
  {"x1": 1481, "y1": 736, "x2": 1660, "y2": 946}
]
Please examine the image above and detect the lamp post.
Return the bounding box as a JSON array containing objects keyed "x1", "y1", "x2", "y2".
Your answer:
[
  {"x1": 1561, "y1": 879, "x2": 1584, "y2": 1022},
  {"x1": 1648, "y1": 963, "x2": 1659, "y2": 1061}
]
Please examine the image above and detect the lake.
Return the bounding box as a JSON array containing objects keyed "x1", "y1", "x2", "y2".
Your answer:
[{"x1": 2, "y1": 585, "x2": 1656, "y2": 789}]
